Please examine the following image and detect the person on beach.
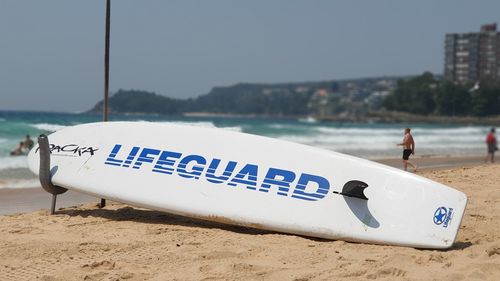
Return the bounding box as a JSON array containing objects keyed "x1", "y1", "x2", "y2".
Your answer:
[
  {"x1": 397, "y1": 128, "x2": 417, "y2": 172},
  {"x1": 485, "y1": 128, "x2": 497, "y2": 163}
]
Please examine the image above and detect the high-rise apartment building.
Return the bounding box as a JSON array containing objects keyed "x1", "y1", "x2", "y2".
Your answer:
[{"x1": 444, "y1": 23, "x2": 500, "y2": 83}]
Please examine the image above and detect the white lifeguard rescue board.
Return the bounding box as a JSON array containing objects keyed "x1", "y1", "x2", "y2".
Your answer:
[{"x1": 27, "y1": 122, "x2": 467, "y2": 249}]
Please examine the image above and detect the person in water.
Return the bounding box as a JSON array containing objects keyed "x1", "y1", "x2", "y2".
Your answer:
[
  {"x1": 23, "y1": 135, "x2": 34, "y2": 150},
  {"x1": 10, "y1": 135, "x2": 34, "y2": 156},
  {"x1": 485, "y1": 128, "x2": 497, "y2": 163},
  {"x1": 10, "y1": 141, "x2": 25, "y2": 156},
  {"x1": 397, "y1": 127, "x2": 417, "y2": 172}
]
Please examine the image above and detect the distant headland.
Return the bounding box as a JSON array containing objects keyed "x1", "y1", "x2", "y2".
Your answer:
[{"x1": 87, "y1": 72, "x2": 500, "y2": 124}]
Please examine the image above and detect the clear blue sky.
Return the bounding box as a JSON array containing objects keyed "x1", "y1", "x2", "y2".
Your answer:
[{"x1": 1, "y1": 0, "x2": 499, "y2": 112}]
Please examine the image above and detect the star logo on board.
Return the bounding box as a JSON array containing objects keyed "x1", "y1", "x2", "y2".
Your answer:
[{"x1": 433, "y1": 207, "x2": 448, "y2": 225}]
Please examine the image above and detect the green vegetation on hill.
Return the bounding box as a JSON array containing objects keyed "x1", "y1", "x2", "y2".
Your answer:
[
  {"x1": 384, "y1": 72, "x2": 500, "y2": 117},
  {"x1": 88, "y1": 81, "x2": 342, "y2": 116},
  {"x1": 87, "y1": 74, "x2": 500, "y2": 120},
  {"x1": 192, "y1": 83, "x2": 317, "y2": 115},
  {"x1": 90, "y1": 90, "x2": 191, "y2": 115}
]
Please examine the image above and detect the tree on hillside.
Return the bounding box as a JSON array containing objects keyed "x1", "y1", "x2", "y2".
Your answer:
[
  {"x1": 383, "y1": 72, "x2": 437, "y2": 114},
  {"x1": 384, "y1": 72, "x2": 500, "y2": 117},
  {"x1": 434, "y1": 81, "x2": 471, "y2": 116},
  {"x1": 471, "y1": 80, "x2": 500, "y2": 116}
]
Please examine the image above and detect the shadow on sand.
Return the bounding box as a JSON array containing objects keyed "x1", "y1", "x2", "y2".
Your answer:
[
  {"x1": 448, "y1": 241, "x2": 473, "y2": 251},
  {"x1": 56, "y1": 205, "x2": 469, "y2": 250},
  {"x1": 57, "y1": 205, "x2": 277, "y2": 236}
]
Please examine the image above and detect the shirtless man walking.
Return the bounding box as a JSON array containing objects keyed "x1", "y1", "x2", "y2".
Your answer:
[{"x1": 397, "y1": 128, "x2": 417, "y2": 172}]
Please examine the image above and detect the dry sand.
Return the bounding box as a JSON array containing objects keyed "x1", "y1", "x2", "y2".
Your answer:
[{"x1": 1, "y1": 163, "x2": 499, "y2": 281}]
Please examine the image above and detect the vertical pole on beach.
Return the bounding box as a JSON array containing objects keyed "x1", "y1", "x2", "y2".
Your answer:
[
  {"x1": 38, "y1": 134, "x2": 67, "y2": 215},
  {"x1": 50, "y1": 195, "x2": 57, "y2": 215},
  {"x1": 100, "y1": 0, "x2": 111, "y2": 208}
]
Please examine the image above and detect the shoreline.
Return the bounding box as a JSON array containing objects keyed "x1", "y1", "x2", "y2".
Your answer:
[
  {"x1": 0, "y1": 188, "x2": 97, "y2": 216},
  {"x1": 374, "y1": 155, "x2": 486, "y2": 170}
]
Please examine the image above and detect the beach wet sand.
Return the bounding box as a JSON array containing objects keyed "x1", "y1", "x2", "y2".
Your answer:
[
  {"x1": 0, "y1": 189, "x2": 96, "y2": 216},
  {"x1": 0, "y1": 161, "x2": 498, "y2": 280}
]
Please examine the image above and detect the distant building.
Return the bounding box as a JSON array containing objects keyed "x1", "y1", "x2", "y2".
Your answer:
[{"x1": 444, "y1": 23, "x2": 500, "y2": 83}]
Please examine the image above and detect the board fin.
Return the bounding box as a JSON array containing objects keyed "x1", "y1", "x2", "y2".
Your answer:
[{"x1": 333, "y1": 180, "x2": 368, "y2": 200}]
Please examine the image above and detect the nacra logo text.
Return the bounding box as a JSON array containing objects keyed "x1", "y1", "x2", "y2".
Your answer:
[
  {"x1": 104, "y1": 144, "x2": 330, "y2": 201},
  {"x1": 36, "y1": 144, "x2": 98, "y2": 156}
]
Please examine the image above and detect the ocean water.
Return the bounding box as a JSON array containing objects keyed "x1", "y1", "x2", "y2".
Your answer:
[{"x1": 0, "y1": 110, "x2": 491, "y2": 189}]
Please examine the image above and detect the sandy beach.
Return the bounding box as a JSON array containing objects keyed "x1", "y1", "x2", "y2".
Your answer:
[{"x1": 0, "y1": 160, "x2": 499, "y2": 280}]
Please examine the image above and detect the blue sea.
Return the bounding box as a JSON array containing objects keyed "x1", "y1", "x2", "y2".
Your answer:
[{"x1": 0, "y1": 110, "x2": 490, "y2": 189}]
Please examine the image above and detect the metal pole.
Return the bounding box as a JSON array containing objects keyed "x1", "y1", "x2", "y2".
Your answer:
[
  {"x1": 101, "y1": 0, "x2": 111, "y2": 208},
  {"x1": 38, "y1": 134, "x2": 67, "y2": 215},
  {"x1": 51, "y1": 194, "x2": 57, "y2": 215},
  {"x1": 103, "y1": 0, "x2": 110, "y2": 122}
]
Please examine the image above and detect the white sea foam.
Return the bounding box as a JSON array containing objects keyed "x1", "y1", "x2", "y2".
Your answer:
[
  {"x1": 0, "y1": 179, "x2": 40, "y2": 189},
  {"x1": 30, "y1": 123, "x2": 68, "y2": 132},
  {"x1": 298, "y1": 117, "x2": 318, "y2": 123},
  {"x1": 278, "y1": 134, "x2": 397, "y2": 150},
  {"x1": 315, "y1": 127, "x2": 402, "y2": 135},
  {"x1": 276, "y1": 124, "x2": 486, "y2": 157},
  {"x1": 268, "y1": 124, "x2": 287, "y2": 129},
  {"x1": 220, "y1": 126, "x2": 243, "y2": 132},
  {"x1": 155, "y1": 121, "x2": 243, "y2": 132},
  {"x1": 313, "y1": 126, "x2": 487, "y2": 137},
  {"x1": 268, "y1": 124, "x2": 301, "y2": 130},
  {"x1": 0, "y1": 156, "x2": 29, "y2": 170},
  {"x1": 158, "y1": 121, "x2": 217, "y2": 128},
  {"x1": 413, "y1": 126, "x2": 486, "y2": 134}
]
